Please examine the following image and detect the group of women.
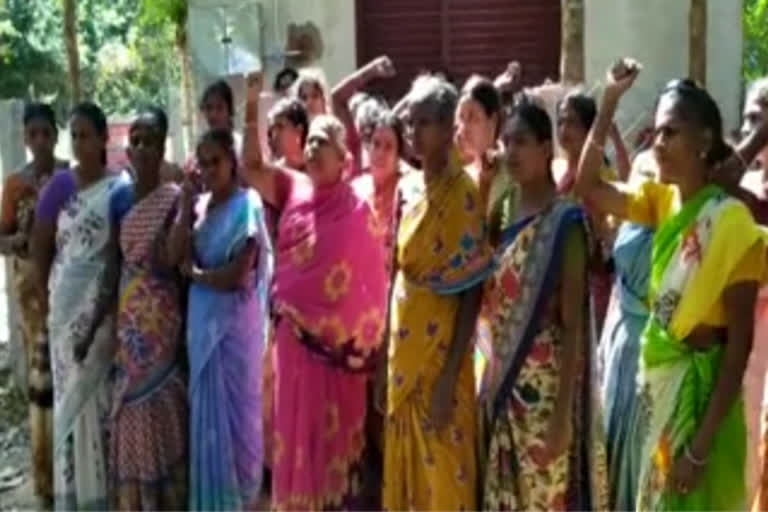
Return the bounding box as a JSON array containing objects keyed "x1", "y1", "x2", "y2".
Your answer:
[{"x1": 4, "y1": 52, "x2": 768, "y2": 512}]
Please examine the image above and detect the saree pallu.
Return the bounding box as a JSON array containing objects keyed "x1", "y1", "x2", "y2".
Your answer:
[
  {"x1": 751, "y1": 288, "x2": 768, "y2": 510},
  {"x1": 635, "y1": 185, "x2": 764, "y2": 511},
  {"x1": 111, "y1": 184, "x2": 187, "y2": 510},
  {"x1": 475, "y1": 200, "x2": 608, "y2": 511},
  {"x1": 599, "y1": 223, "x2": 653, "y2": 510},
  {"x1": 48, "y1": 172, "x2": 131, "y2": 510},
  {"x1": 383, "y1": 160, "x2": 493, "y2": 511},
  {"x1": 272, "y1": 174, "x2": 387, "y2": 511},
  {"x1": 188, "y1": 188, "x2": 273, "y2": 511}
]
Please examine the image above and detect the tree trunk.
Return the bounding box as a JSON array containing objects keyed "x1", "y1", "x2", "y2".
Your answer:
[
  {"x1": 176, "y1": 26, "x2": 196, "y2": 156},
  {"x1": 560, "y1": 0, "x2": 585, "y2": 84},
  {"x1": 689, "y1": 0, "x2": 707, "y2": 86},
  {"x1": 62, "y1": 0, "x2": 81, "y2": 104}
]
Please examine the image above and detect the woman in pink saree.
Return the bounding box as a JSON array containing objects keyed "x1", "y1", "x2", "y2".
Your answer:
[{"x1": 241, "y1": 73, "x2": 388, "y2": 510}]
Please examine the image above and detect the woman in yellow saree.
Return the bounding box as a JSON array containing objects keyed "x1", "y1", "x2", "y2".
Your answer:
[
  {"x1": 378, "y1": 75, "x2": 493, "y2": 511},
  {"x1": 576, "y1": 60, "x2": 766, "y2": 510}
]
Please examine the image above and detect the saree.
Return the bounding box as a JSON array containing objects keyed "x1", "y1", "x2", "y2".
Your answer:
[
  {"x1": 110, "y1": 183, "x2": 187, "y2": 510},
  {"x1": 599, "y1": 223, "x2": 653, "y2": 510},
  {"x1": 271, "y1": 173, "x2": 387, "y2": 510},
  {"x1": 48, "y1": 171, "x2": 133, "y2": 510},
  {"x1": 1, "y1": 164, "x2": 61, "y2": 502},
  {"x1": 188, "y1": 188, "x2": 273, "y2": 510},
  {"x1": 635, "y1": 185, "x2": 765, "y2": 511},
  {"x1": 383, "y1": 157, "x2": 493, "y2": 511},
  {"x1": 475, "y1": 199, "x2": 608, "y2": 511}
]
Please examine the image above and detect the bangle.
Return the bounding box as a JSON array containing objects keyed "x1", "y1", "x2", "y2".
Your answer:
[
  {"x1": 588, "y1": 139, "x2": 604, "y2": 153},
  {"x1": 684, "y1": 445, "x2": 707, "y2": 466}
]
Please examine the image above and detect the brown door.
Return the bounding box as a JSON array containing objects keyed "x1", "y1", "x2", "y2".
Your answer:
[{"x1": 355, "y1": 0, "x2": 561, "y2": 101}]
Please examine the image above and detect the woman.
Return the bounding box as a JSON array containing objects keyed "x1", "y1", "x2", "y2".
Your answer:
[
  {"x1": 169, "y1": 128, "x2": 273, "y2": 510},
  {"x1": 292, "y1": 68, "x2": 331, "y2": 120},
  {"x1": 0, "y1": 102, "x2": 66, "y2": 505},
  {"x1": 109, "y1": 108, "x2": 188, "y2": 510},
  {"x1": 267, "y1": 97, "x2": 309, "y2": 171},
  {"x1": 241, "y1": 73, "x2": 388, "y2": 510},
  {"x1": 475, "y1": 101, "x2": 607, "y2": 511},
  {"x1": 455, "y1": 74, "x2": 516, "y2": 237},
  {"x1": 576, "y1": 60, "x2": 765, "y2": 510},
  {"x1": 38, "y1": 102, "x2": 133, "y2": 510},
  {"x1": 598, "y1": 156, "x2": 657, "y2": 510},
  {"x1": 185, "y1": 80, "x2": 240, "y2": 176},
  {"x1": 379, "y1": 75, "x2": 492, "y2": 511}
]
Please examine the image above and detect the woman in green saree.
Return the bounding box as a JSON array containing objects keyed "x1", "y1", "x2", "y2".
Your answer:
[{"x1": 576, "y1": 59, "x2": 767, "y2": 510}]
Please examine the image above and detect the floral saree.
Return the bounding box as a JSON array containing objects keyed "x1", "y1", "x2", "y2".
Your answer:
[
  {"x1": 188, "y1": 188, "x2": 273, "y2": 510},
  {"x1": 635, "y1": 185, "x2": 765, "y2": 511},
  {"x1": 475, "y1": 199, "x2": 608, "y2": 511},
  {"x1": 271, "y1": 173, "x2": 387, "y2": 510},
  {"x1": 48, "y1": 171, "x2": 133, "y2": 510},
  {"x1": 383, "y1": 156, "x2": 493, "y2": 511},
  {"x1": 111, "y1": 183, "x2": 187, "y2": 510}
]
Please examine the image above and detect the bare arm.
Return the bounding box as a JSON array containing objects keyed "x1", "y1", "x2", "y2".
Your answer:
[
  {"x1": 29, "y1": 219, "x2": 56, "y2": 321},
  {"x1": 167, "y1": 187, "x2": 194, "y2": 267},
  {"x1": 184, "y1": 238, "x2": 258, "y2": 292},
  {"x1": 609, "y1": 122, "x2": 632, "y2": 181},
  {"x1": 241, "y1": 72, "x2": 279, "y2": 206},
  {"x1": 331, "y1": 56, "x2": 395, "y2": 141},
  {"x1": 553, "y1": 226, "x2": 587, "y2": 428},
  {"x1": 688, "y1": 280, "x2": 757, "y2": 461},
  {"x1": 716, "y1": 118, "x2": 768, "y2": 189},
  {"x1": 575, "y1": 60, "x2": 641, "y2": 218}
]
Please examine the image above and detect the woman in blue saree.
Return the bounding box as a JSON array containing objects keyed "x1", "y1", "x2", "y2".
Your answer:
[{"x1": 170, "y1": 129, "x2": 273, "y2": 510}]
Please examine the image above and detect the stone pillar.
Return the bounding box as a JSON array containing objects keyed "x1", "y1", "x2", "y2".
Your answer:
[
  {"x1": 689, "y1": 0, "x2": 707, "y2": 86},
  {"x1": 561, "y1": 0, "x2": 585, "y2": 84}
]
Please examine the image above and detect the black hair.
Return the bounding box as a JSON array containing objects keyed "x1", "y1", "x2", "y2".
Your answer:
[
  {"x1": 372, "y1": 110, "x2": 406, "y2": 156},
  {"x1": 71, "y1": 102, "x2": 108, "y2": 164},
  {"x1": 660, "y1": 79, "x2": 733, "y2": 165},
  {"x1": 273, "y1": 67, "x2": 299, "y2": 93},
  {"x1": 461, "y1": 75, "x2": 502, "y2": 119},
  {"x1": 132, "y1": 106, "x2": 168, "y2": 140},
  {"x1": 559, "y1": 92, "x2": 597, "y2": 132},
  {"x1": 268, "y1": 98, "x2": 310, "y2": 145},
  {"x1": 197, "y1": 128, "x2": 238, "y2": 178},
  {"x1": 507, "y1": 99, "x2": 553, "y2": 143},
  {"x1": 23, "y1": 102, "x2": 57, "y2": 130},
  {"x1": 200, "y1": 80, "x2": 234, "y2": 117}
]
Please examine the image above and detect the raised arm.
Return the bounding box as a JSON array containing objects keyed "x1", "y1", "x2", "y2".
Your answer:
[
  {"x1": 241, "y1": 72, "x2": 279, "y2": 206},
  {"x1": 331, "y1": 56, "x2": 395, "y2": 137},
  {"x1": 609, "y1": 121, "x2": 632, "y2": 181},
  {"x1": 714, "y1": 116, "x2": 768, "y2": 190},
  {"x1": 575, "y1": 59, "x2": 642, "y2": 219}
]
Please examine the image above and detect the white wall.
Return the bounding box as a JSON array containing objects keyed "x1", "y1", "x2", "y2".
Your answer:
[{"x1": 585, "y1": 0, "x2": 743, "y2": 139}]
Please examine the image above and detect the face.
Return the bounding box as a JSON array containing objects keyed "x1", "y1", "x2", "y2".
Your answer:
[
  {"x1": 197, "y1": 140, "x2": 234, "y2": 194},
  {"x1": 271, "y1": 115, "x2": 304, "y2": 162},
  {"x1": 127, "y1": 122, "x2": 163, "y2": 181},
  {"x1": 652, "y1": 94, "x2": 708, "y2": 184},
  {"x1": 70, "y1": 114, "x2": 106, "y2": 167},
  {"x1": 24, "y1": 118, "x2": 57, "y2": 161},
  {"x1": 455, "y1": 97, "x2": 497, "y2": 160},
  {"x1": 407, "y1": 100, "x2": 452, "y2": 161},
  {"x1": 202, "y1": 95, "x2": 231, "y2": 131},
  {"x1": 299, "y1": 83, "x2": 326, "y2": 118},
  {"x1": 743, "y1": 95, "x2": 768, "y2": 169},
  {"x1": 501, "y1": 116, "x2": 552, "y2": 185},
  {"x1": 304, "y1": 124, "x2": 344, "y2": 186},
  {"x1": 557, "y1": 103, "x2": 588, "y2": 157},
  {"x1": 369, "y1": 125, "x2": 399, "y2": 176}
]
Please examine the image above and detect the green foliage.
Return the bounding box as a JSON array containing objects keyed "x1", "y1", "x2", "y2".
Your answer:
[
  {"x1": 0, "y1": 0, "x2": 179, "y2": 119},
  {"x1": 744, "y1": 0, "x2": 768, "y2": 83}
]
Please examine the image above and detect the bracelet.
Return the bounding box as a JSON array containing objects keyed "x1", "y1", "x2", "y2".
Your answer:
[{"x1": 684, "y1": 445, "x2": 707, "y2": 466}]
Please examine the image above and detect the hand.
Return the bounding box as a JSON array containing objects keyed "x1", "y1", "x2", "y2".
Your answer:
[
  {"x1": 179, "y1": 258, "x2": 200, "y2": 280},
  {"x1": 494, "y1": 61, "x2": 522, "y2": 94},
  {"x1": 604, "y1": 58, "x2": 641, "y2": 100},
  {"x1": 429, "y1": 372, "x2": 457, "y2": 431},
  {"x1": 246, "y1": 71, "x2": 264, "y2": 98},
  {"x1": 540, "y1": 416, "x2": 573, "y2": 466},
  {"x1": 369, "y1": 56, "x2": 396, "y2": 79},
  {"x1": 181, "y1": 175, "x2": 200, "y2": 207},
  {"x1": 666, "y1": 450, "x2": 706, "y2": 496}
]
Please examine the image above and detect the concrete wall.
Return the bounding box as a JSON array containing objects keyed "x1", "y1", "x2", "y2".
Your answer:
[{"x1": 585, "y1": 0, "x2": 743, "y2": 139}]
